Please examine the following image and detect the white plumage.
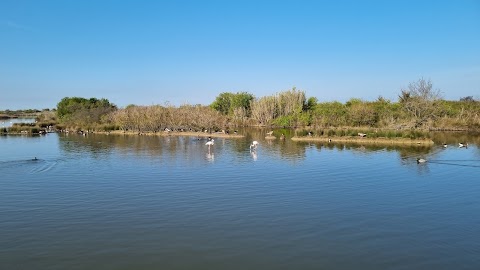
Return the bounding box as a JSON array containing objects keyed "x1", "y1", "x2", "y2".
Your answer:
[
  {"x1": 206, "y1": 139, "x2": 214, "y2": 147},
  {"x1": 250, "y1": 141, "x2": 259, "y2": 150}
]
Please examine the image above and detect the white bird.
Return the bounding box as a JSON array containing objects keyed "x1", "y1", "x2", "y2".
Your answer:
[
  {"x1": 417, "y1": 158, "x2": 427, "y2": 164},
  {"x1": 459, "y1": 143, "x2": 468, "y2": 148},
  {"x1": 206, "y1": 139, "x2": 214, "y2": 147},
  {"x1": 250, "y1": 140, "x2": 259, "y2": 150},
  {"x1": 443, "y1": 143, "x2": 448, "y2": 148}
]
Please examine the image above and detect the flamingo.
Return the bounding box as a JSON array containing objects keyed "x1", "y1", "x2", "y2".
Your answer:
[
  {"x1": 250, "y1": 141, "x2": 259, "y2": 150},
  {"x1": 206, "y1": 139, "x2": 214, "y2": 148}
]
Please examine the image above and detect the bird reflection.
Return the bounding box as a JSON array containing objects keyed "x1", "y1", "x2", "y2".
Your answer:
[
  {"x1": 206, "y1": 150, "x2": 214, "y2": 162},
  {"x1": 250, "y1": 150, "x2": 257, "y2": 161}
]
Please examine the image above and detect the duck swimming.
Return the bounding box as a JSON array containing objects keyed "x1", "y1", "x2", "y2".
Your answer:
[{"x1": 417, "y1": 158, "x2": 427, "y2": 164}]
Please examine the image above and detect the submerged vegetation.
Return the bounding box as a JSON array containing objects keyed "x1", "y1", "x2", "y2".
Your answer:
[{"x1": 2, "y1": 78, "x2": 479, "y2": 137}]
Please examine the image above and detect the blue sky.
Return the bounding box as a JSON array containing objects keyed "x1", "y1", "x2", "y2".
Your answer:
[{"x1": 1, "y1": 0, "x2": 479, "y2": 109}]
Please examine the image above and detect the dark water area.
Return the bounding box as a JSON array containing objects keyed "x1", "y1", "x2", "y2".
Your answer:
[{"x1": 1, "y1": 130, "x2": 480, "y2": 269}]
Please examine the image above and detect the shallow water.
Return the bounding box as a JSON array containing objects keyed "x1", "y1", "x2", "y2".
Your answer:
[{"x1": 1, "y1": 131, "x2": 480, "y2": 270}]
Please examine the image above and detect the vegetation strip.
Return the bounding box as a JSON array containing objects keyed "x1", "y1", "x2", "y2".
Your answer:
[
  {"x1": 94, "y1": 130, "x2": 245, "y2": 138},
  {"x1": 2, "y1": 78, "x2": 479, "y2": 135},
  {"x1": 291, "y1": 136, "x2": 434, "y2": 145}
]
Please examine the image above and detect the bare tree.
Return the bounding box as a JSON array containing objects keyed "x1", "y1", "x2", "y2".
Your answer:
[
  {"x1": 399, "y1": 78, "x2": 442, "y2": 126},
  {"x1": 250, "y1": 96, "x2": 277, "y2": 125}
]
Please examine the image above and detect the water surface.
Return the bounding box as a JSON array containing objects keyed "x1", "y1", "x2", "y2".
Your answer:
[{"x1": 1, "y1": 131, "x2": 479, "y2": 270}]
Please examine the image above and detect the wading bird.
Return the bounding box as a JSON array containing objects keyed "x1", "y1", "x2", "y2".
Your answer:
[
  {"x1": 250, "y1": 141, "x2": 259, "y2": 151},
  {"x1": 206, "y1": 139, "x2": 214, "y2": 149}
]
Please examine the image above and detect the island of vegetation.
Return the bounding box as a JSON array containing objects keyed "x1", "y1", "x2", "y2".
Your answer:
[{"x1": 1, "y1": 78, "x2": 479, "y2": 144}]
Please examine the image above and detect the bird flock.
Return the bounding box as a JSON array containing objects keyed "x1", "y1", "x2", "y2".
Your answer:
[
  {"x1": 204, "y1": 137, "x2": 260, "y2": 161},
  {"x1": 417, "y1": 142, "x2": 469, "y2": 164},
  {"x1": 205, "y1": 137, "x2": 470, "y2": 164},
  {"x1": 204, "y1": 135, "x2": 470, "y2": 165}
]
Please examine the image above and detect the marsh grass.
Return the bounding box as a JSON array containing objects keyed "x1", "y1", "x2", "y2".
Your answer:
[
  {"x1": 7, "y1": 123, "x2": 43, "y2": 134},
  {"x1": 296, "y1": 128, "x2": 430, "y2": 140}
]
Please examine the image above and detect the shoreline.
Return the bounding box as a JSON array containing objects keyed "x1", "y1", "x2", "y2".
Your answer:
[
  {"x1": 291, "y1": 136, "x2": 434, "y2": 145},
  {"x1": 92, "y1": 130, "x2": 246, "y2": 138}
]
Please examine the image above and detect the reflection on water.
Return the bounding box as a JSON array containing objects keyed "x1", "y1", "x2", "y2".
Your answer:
[
  {"x1": 59, "y1": 129, "x2": 480, "y2": 165},
  {"x1": 1, "y1": 129, "x2": 480, "y2": 270}
]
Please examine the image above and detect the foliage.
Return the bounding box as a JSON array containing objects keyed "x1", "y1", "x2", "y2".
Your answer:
[
  {"x1": 311, "y1": 101, "x2": 347, "y2": 127},
  {"x1": 42, "y1": 80, "x2": 480, "y2": 131},
  {"x1": 250, "y1": 95, "x2": 277, "y2": 125},
  {"x1": 210, "y1": 92, "x2": 254, "y2": 116},
  {"x1": 345, "y1": 99, "x2": 378, "y2": 127},
  {"x1": 305, "y1": 97, "x2": 318, "y2": 111},
  {"x1": 109, "y1": 103, "x2": 227, "y2": 132},
  {"x1": 250, "y1": 87, "x2": 308, "y2": 126},
  {"x1": 398, "y1": 78, "x2": 442, "y2": 126},
  {"x1": 56, "y1": 97, "x2": 117, "y2": 127}
]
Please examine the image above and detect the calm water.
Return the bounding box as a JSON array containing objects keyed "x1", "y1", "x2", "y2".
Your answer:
[{"x1": 1, "y1": 130, "x2": 480, "y2": 270}]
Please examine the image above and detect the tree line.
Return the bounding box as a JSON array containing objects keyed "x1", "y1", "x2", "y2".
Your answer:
[{"x1": 50, "y1": 78, "x2": 480, "y2": 132}]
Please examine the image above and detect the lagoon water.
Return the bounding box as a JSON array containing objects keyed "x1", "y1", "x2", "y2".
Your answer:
[{"x1": 1, "y1": 130, "x2": 480, "y2": 270}]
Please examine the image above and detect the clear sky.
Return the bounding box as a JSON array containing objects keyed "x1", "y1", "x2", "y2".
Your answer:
[{"x1": 1, "y1": 0, "x2": 479, "y2": 109}]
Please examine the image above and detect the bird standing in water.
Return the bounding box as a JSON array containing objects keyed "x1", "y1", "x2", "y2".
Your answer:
[
  {"x1": 206, "y1": 139, "x2": 214, "y2": 149},
  {"x1": 250, "y1": 141, "x2": 259, "y2": 151}
]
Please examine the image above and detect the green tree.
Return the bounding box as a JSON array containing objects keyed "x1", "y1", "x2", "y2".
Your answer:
[
  {"x1": 305, "y1": 97, "x2": 318, "y2": 111},
  {"x1": 56, "y1": 97, "x2": 117, "y2": 126},
  {"x1": 211, "y1": 92, "x2": 254, "y2": 116}
]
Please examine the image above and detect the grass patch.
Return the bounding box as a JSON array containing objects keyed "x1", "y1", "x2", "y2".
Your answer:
[{"x1": 297, "y1": 128, "x2": 431, "y2": 140}]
